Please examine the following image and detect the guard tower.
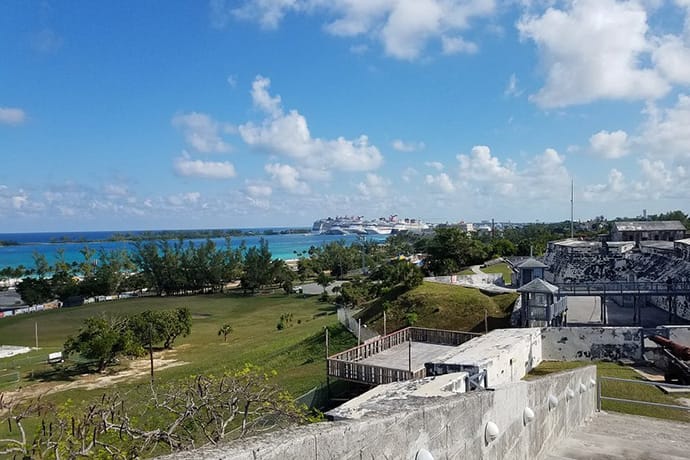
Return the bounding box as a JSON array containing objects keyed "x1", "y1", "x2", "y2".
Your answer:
[
  {"x1": 515, "y1": 258, "x2": 548, "y2": 287},
  {"x1": 517, "y1": 278, "x2": 567, "y2": 327}
]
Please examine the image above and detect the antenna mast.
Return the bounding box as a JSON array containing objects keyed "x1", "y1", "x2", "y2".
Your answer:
[{"x1": 570, "y1": 179, "x2": 574, "y2": 238}]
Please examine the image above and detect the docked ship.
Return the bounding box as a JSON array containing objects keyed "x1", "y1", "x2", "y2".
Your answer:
[{"x1": 311, "y1": 215, "x2": 429, "y2": 235}]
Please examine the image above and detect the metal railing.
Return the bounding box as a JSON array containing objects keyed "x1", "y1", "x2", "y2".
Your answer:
[
  {"x1": 596, "y1": 376, "x2": 690, "y2": 412},
  {"x1": 557, "y1": 281, "x2": 690, "y2": 296}
]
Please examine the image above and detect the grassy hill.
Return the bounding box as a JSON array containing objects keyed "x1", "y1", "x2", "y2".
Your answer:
[
  {"x1": 0, "y1": 293, "x2": 356, "y2": 399},
  {"x1": 363, "y1": 281, "x2": 518, "y2": 333}
]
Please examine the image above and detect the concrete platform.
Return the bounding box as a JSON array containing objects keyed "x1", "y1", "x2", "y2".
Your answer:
[
  {"x1": 358, "y1": 342, "x2": 455, "y2": 371},
  {"x1": 545, "y1": 412, "x2": 690, "y2": 460}
]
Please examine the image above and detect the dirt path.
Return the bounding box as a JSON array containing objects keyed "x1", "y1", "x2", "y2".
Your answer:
[{"x1": 1, "y1": 350, "x2": 188, "y2": 405}]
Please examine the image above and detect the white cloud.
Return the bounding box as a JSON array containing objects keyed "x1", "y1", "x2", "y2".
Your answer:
[
  {"x1": 458, "y1": 145, "x2": 515, "y2": 181},
  {"x1": 441, "y1": 36, "x2": 478, "y2": 55},
  {"x1": 251, "y1": 75, "x2": 283, "y2": 117},
  {"x1": 265, "y1": 163, "x2": 310, "y2": 194},
  {"x1": 425, "y1": 172, "x2": 456, "y2": 193},
  {"x1": 583, "y1": 169, "x2": 627, "y2": 201},
  {"x1": 504, "y1": 73, "x2": 522, "y2": 97},
  {"x1": 222, "y1": 0, "x2": 496, "y2": 60},
  {"x1": 425, "y1": 161, "x2": 444, "y2": 171},
  {"x1": 173, "y1": 155, "x2": 237, "y2": 179},
  {"x1": 227, "y1": 74, "x2": 238, "y2": 87},
  {"x1": 589, "y1": 130, "x2": 630, "y2": 159},
  {"x1": 167, "y1": 192, "x2": 202, "y2": 206},
  {"x1": 392, "y1": 139, "x2": 425, "y2": 152},
  {"x1": 246, "y1": 183, "x2": 273, "y2": 197},
  {"x1": 103, "y1": 184, "x2": 129, "y2": 196},
  {"x1": 357, "y1": 173, "x2": 389, "y2": 198},
  {"x1": 172, "y1": 112, "x2": 233, "y2": 153},
  {"x1": 0, "y1": 107, "x2": 26, "y2": 125},
  {"x1": 639, "y1": 94, "x2": 690, "y2": 158},
  {"x1": 653, "y1": 35, "x2": 690, "y2": 85},
  {"x1": 239, "y1": 76, "x2": 383, "y2": 171},
  {"x1": 583, "y1": 156, "x2": 690, "y2": 202},
  {"x1": 518, "y1": 0, "x2": 668, "y2": 107},
  {"x1": 11, "y1": 195, "x2": 28, "y2": 209},
  {"x1": 401, "y1": 167, "x2": 418, "y2": 182}
]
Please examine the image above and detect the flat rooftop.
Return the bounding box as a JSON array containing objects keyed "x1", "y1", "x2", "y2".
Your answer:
[
  {"x1": 545, "y1": 412, "x2": 690, "y2": 459},
  {"x1": 552, "y1": 239, "x2": 601, "y2": 248},
  {"x1": 358, "y1": 342, "x2": 456, "y2": 372},
  {"x1": 434, "y1": 328, "x2": 540, "y2": 366}
]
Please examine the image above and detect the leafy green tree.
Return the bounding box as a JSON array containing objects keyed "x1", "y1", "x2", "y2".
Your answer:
[
  {"x1": 337, "y1": 277, "x2": 374, "y2": 308},
  {"x1": 16, "y1": 277, "x2": 53, "y2": 305},
  {"x1": 128, "y1": 310, "x2": 166, "y2": 349},
  {"x1": 423, "y1": 227, "x2": 487, "y2": 275},
  {"x1": 272, "y1": 259, "x2": 296, "y2": 294},
  {"x1": 31, "y1": 251, "x2": 50, "y2": 279},
  {"x1": 218, "y1": 323, "x2": 233, "y2": 342},
  {"x1": 489, "y1": 238, "x2": 517, "y2": 257},
  {"x1": 316, "y1": 271, "x2": 332, "y2": 293},
  {"x1": 161, "y1": 307, "x2": 192, "y2": 349},
  {"x1": 64, "y1": 316, "x2": 138, "y2": 372},
  {"x1": 240, "y1": 239, "x2": 273, "y2": 295}
]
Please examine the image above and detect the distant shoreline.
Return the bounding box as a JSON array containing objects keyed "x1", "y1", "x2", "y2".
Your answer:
[{"x1": 0, "y1": 227, "x2": 312, "y2": 246}]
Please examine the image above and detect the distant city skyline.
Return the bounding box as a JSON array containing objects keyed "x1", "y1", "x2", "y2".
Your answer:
[{"x1": 2, "y1": 1, "x2": 690, "y2": 232}]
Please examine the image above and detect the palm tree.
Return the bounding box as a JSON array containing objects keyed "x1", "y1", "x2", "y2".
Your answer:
[{"x1": 218, "y1": 323, "x2": 233, "y2": 342}]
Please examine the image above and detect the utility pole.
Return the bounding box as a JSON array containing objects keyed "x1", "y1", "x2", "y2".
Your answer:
[
  {"x1": 34, "y1": 322, "x2": 38, "y2": 349},
  {"x1": 570, "y1": 179, "x2": 574, "y2": 239},
  {"x1": 149, "y1": 324, "x2": 154, "y2": 383}
]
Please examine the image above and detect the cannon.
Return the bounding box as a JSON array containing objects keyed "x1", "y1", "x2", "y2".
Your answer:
[{"x1": 648, "y1": 335, "x2": 690, "y2": 385}]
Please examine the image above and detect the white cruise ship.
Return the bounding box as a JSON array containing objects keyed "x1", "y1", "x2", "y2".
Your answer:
[{"x1": 311, "y1": 215, "x2": 429, "y2": 235}]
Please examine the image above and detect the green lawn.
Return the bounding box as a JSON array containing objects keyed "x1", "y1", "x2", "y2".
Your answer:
[
  {"x1": 528, "y1": 361, "x2": 690, "y2": 423},
  {"x1": 480, "y1": 262, "x2": 513, "y2": 284},
  {"x1": 0, "y1": 292, "x2": 356, "y2": 398}
]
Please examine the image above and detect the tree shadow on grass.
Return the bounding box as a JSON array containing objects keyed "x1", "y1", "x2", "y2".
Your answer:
[{"x1": 26, "y1": 361, "x2": 99, "y2": 383}]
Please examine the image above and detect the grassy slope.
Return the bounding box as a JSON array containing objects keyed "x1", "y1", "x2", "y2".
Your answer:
[
  {"x1": 0, "y1": 293, "x2": 356, "y2": 398},
  {"x1": 480, "y1": 262, "x2": 512, "y2": 284},
  {"x1": 528, "y1": 361, "x2": 690, "y2": 423},
  {"x1": 365, "y1": 282, "x2": 518, "y2": 333}
]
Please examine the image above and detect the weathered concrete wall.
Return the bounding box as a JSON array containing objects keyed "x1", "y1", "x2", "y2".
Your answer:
[
  {"x1": 160, "y1": 366, "x2": 597, "y2": 460},
  {"x1": 541, "y1": 327, "x2": 643, "y2": 361},
  {"x1": 436, "y1": 328, "x2": 543, "y2": 388}
]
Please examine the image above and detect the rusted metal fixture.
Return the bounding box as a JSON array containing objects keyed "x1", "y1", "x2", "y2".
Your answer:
[{"x1": 648, "y1": 335, "x2": 690, "y2": 361}]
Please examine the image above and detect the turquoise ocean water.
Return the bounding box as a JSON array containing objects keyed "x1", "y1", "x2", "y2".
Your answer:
[{"x1": 0, "y1": 229, "x2": 386, "y2": 270}]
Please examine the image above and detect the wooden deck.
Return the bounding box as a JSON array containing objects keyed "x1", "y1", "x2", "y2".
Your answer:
[{"x1": 327, "y1": 327, "x2": 480, "y2": 385}]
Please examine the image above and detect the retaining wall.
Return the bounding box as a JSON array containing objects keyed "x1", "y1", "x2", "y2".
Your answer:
[
  {"x1": 161, "y1": 366, "x2": 597, "y2": 460},
  {"x1": 542, "y1": 327, "x2": 643, "y2": 361}
]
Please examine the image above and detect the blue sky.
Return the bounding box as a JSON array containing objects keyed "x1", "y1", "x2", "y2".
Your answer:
[{"x1": 2, "y1": 0, "x2": 690, "y2": 232}]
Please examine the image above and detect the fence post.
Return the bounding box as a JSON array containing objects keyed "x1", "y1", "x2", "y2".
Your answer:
[
  {"x1": 408, "y1": 339, "x2": 412, "y2": 373},
  {"x1": 597, "y1": 378, "x2": 602, "y2": 412}
]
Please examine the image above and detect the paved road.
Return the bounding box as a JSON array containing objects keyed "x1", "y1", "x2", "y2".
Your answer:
[
  {"x1": 296, "y1": 281, "x2": 346, "y2": 295},
  {"x1": 546, "y1": 412, "x2": 690, "y2": 459}
]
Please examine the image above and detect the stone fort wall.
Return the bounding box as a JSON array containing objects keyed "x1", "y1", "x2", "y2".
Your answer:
[{"x1": 160, "y1": 366, "x2": 597, "y2": 460}]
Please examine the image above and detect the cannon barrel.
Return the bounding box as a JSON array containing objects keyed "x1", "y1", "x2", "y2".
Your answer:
[{"x1": 648, "y1": 335, "x2": 690, "y2": 361}]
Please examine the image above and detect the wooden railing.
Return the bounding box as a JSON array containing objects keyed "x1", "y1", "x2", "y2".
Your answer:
[
  {"x1": 327, "y1": 327, "x2": 480, "y2": 385},
  {"x1": 328, "y1": 327, "x2": 411, "y2": 363},
  {"x1": 327, "y1": 360, "x2": 424, "y2": 385},
  {"x1": 409, "y1": 327, "x2": 480, "y2": 345}
]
